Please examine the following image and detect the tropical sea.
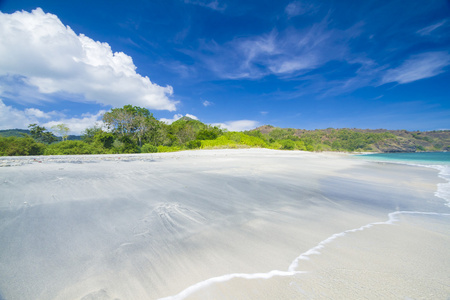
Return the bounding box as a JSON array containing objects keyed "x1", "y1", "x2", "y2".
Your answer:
[
  {"x1": 356, "y1": 152, "x2": 450, "y2": 165},
  {"x1": 356, "y1": 152, "x2": 450, "y2": 207}
]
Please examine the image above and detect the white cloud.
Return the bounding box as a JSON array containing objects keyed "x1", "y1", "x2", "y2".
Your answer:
[
  {"x1": 160, "y1": 113, "x2": 199, "y2": 124},
  {"x1": 382, "y1": 51, "x2": 450, "y2": 84},
  {"x1": 212, "y1": 120, "x2": 259, "y2": 132},
  {"x1": 43, "y1": 111, "x2": 106, "y2": 135},
  {"x1": 202, "y1": 100, "x2": 212, "y2": 107},
  {"x1": 185, "y1": 113, "x2": 199, "y2": 120},
  {"x1": 0, "y1": 100, "x2": 40, "y2": 130},
  {"x1": 0, "y1": 8, "x2": 177, "y2": 111},
  {"x1": 24, "y1": 108, "x2": 51, "y2": 119},
  {"x1": 0, "y1": 99, "x2": 104, "y2": 134}
]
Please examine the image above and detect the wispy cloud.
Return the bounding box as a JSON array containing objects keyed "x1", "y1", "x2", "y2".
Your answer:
[
  {"x1": 0, "y1": 8, "x2": 177, "y2": 111},
  {"x1": 416, "y1": 20, "x2": 447, "y2": 36},
  {"x1": 382, "y1": 51, "x2": 450, "y2": 84},
  {"x1": 187, "y1": 20, "x2": 355, "y2": 80},
  {"x1": 285, "y1": 1, "x2": 319, "y2": 18},
  {"x1": 183, "y1": 0, "x2": 226, "y2": 11}
]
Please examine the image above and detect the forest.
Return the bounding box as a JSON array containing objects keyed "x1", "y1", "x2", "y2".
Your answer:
[{"x1": 1, "y1": 105, "x2": 449, "y2": 156}]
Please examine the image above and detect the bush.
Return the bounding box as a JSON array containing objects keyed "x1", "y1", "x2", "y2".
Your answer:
[
  {"x1": 197, "y1": 129, "x2": 219, "y2": 140},
  {"x1": 295, "y1": 140, "x2": 307, "y2": 151},
  {"x1": 280, "y1": 139, "x2": 295, "y2": 150},
  {"x1": 117, "y1": 136, "x2": 139, "y2": 153},
  {"x1": 141, "y1": 143, "x2": 158, "y2": 153},
  {"x1": 416, "y1": 145, "x2": 426, "y2": 152},
  {"x1": 200, "y1": 136, "x2": 237, "y2": 149},
  {"x1": 44, "y1": 141, "x2": 96, "y2": 155},
  {"x1": 186, "y1": 140, "x2": 202, "y2": 149},
  {"x1": 224, "y1": 132, "x2": 267, "y2": 147},
  {"x1": 0, "y1": 136, "x2": 46, "y2": 156},
  {"x1": 157, "y1": 145, "x2": 182, "y2": 152}
]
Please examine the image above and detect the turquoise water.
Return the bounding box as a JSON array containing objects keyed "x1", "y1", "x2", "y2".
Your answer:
[
  {"x1": 356, "y1": 152, "x2": 450, "y2": 207},
  {"x1": 356, "y1": 152, "x2": 450, "y2": 165}
]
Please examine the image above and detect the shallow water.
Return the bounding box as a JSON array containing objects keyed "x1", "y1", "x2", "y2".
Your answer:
[
  {"x1": 356, "y1": 151, "x2": 450, "y2": 165},
  {"x1": 357, "y1": 152, "x2": 450, "y2": 207}
]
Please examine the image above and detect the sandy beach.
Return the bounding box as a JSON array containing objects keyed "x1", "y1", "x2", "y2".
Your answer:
[{"x1": 0, "y1": 149, "x2": 449, "y2": 300}]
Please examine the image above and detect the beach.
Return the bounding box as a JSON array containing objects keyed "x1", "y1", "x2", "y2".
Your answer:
[{"x1": 0, "y1": 149, "x2": 449, "y2": 299}]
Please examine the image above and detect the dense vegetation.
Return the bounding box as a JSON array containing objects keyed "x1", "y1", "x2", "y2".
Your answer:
[{"x1": 1, "y1": 105, "x2": 449, "y2": 156}]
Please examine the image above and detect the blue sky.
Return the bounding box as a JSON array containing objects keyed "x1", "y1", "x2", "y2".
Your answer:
[{"x1": 0, "y1": 0, "x2": 449, "y2": 134}]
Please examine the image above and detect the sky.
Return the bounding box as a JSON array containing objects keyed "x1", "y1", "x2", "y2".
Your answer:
[{"x1": 0, "y1": 0, "x2": 449, "y2": 134}]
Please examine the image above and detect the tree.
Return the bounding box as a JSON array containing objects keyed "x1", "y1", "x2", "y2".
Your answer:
[
  {"x1": 28, "y1": 124, "x2": 58, "y2": 144},
  {"x1": 51, "y1": 123, "x2": 70, "y2": 141},
  {"x1": 197, "y1": 126, "x2": 222, "y2": 140},
  {"x1": 102, "y1": 105, "x2": 159, "y2": 146},
  {"x1": 82, "y1": 125, "x2": 103, "y2": 144}
]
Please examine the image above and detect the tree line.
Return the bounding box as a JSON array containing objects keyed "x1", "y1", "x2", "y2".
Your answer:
[
  {"x1": 0, "y1": 105, "x2": 226, "y2": 156},
  {"x1": 1, "y1": 105, "x2": 447, "y2": 156}
]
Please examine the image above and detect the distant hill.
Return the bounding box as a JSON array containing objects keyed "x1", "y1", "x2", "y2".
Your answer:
[
  {"x1": 0, "y1": 129, "x2": 30, "y2": 138},
  {"x1": 248, "y1": 126, "x2": 450, "y2": 152},
  {"x1": 0, "y1": 129, "x2": 81, "y2": 141}
]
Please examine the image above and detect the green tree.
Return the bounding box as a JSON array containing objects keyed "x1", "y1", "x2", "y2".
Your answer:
[
  {"x1": 197, "y1": 126, "x2": 222, "y2": 140},
  {"x1": 102, "y1": 105, "x2": 160, "y2": 147},
  {"x1": 51, "y1": 123, "x2": 70, "y2": 141},
  {"x1": 28, "y1": 124, "x2": 58, "y2": 144},
  {"x1": 81, "y1": 125, "x2": 103, "y2": 143},
  {"x1": 94, "y1": 132, "x2": 115, "y2": 149}
]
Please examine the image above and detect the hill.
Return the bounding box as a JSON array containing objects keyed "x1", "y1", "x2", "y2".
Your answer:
[
  {"x1": 0, "y1": 129, "x2": 81, "y2": 141},
  {"x1": 247, "y1": 126, "x2": 450, "y2": 152},
  {"x1": 0, "y1": 129, "x2": 30, "y2": 138}
]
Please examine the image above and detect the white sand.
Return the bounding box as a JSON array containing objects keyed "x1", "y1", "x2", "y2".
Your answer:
[{"x1": 0, "y1": 149, "x2": 449, "y2": 300}]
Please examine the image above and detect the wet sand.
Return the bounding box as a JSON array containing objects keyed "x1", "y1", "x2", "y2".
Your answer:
[{"x1": 0, "y1": 149, "x2": 449, "y2": 299}]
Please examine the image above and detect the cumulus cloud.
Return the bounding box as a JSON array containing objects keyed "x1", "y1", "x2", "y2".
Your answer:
[
  {"x1": 24, "y1": 108, "x2": 52, "y2": 119},
  {"x1": 43, "y1": 111, "x2": 106, "y2": 135},
  {"x1": 382, "y1": 51, "x2": 450, "y2": 84},
  {"x1": 0, "y1": 99, "x2": 104, "y2": 134},
  {"x1": 212, "y1": 120, "x2": 259, "y2": 132},
  {"x1": 0, "y1": 8, "x2": 177, "y2": 111},
  {"x1": 160, "y1": 113, "x2": 199, "y2": 124},
  {"x1": 0, "y1": 100, "x2": 41, "y2": 130}
]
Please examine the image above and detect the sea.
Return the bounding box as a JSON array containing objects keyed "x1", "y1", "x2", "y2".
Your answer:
[{"x1": 356, "y1": 152, "x2": 450, "y2": 207}]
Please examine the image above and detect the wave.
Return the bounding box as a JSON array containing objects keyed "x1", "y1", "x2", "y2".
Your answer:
[{"x1": 158, "y1": 210, "x2": 450, "y2": 300}]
